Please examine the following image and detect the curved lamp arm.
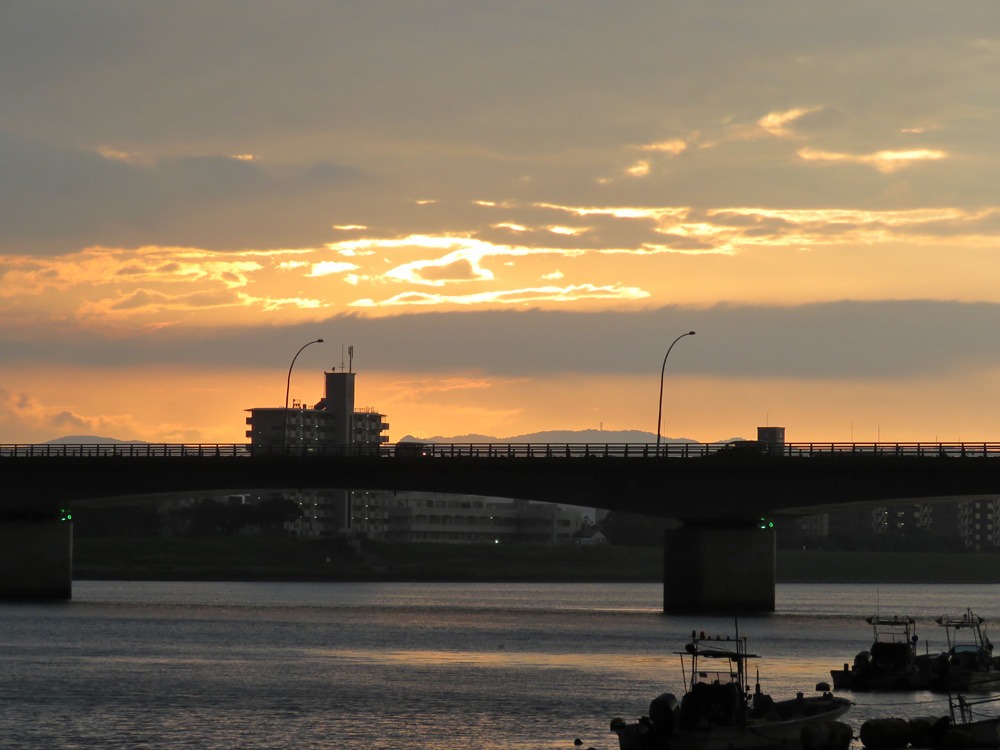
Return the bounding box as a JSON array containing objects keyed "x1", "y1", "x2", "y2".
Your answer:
[
  {"x1": 656, "y1": 331, "x2": 695, "y2": 455},
  {"x1": 284, "y1": 338, "x2": 324, "y2": 448}
]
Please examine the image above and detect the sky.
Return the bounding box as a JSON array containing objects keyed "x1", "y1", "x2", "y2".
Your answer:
[{"x1": 3, "y1": 1, "x2": 1000, "y2": 445}]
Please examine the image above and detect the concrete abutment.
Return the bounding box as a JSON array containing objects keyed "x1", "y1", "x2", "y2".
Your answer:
[
  {"x1": 0, "y1": 521, "x2": 73, "y2": 600},
  {"x1": 663, "y1": 524, "x2": 775, "y2": 613}
]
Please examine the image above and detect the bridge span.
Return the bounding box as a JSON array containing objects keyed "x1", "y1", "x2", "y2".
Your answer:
[{"x1": 4, "y1": 440, "x2": 1000, "y2": 611}]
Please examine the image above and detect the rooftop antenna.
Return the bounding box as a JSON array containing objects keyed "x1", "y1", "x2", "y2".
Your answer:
[
  {"x1": 340, "y1": 344, "x2": 345, "y2": 372},
  {"x1": 349, "y1": 345, "x2": 354, "y2": 373}
]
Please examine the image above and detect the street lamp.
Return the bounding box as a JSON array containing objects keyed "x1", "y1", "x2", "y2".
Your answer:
[
  {"x1": 656, "y1": 331, "x2": 695, "y2": 456},
  {"x1": 284, "y1": 338, "x2": 324, "y2": 449}
]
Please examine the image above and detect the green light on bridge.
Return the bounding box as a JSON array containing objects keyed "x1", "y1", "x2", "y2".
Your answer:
[
  {"x1": 758, "y1": 516, "x2": 774, "y2": 530},
  {"x1": 60, "y1": 507, "x2": 73, "y2": 522}
]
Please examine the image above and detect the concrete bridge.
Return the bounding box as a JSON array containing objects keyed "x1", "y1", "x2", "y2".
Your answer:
[{"x1": 4, "y1": 440, "x2": 1000, "y2": 611}]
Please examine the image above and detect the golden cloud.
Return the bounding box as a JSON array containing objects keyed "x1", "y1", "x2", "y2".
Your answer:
[
  {"x1": 351, "y1": 282, "x2": 649, "y2": 307},
  {"x1": 638, "y1": 139, "x2": 688, "y2": 155},
  {"x1": 306, "y1": 261, "x2": 361, "y2": 277},
  {"x1": 757, "y1": 107, "x2": 823, "y2": 137},
  {"x1": 798, "y1": 147, "x2": 947, "y2": 172}
]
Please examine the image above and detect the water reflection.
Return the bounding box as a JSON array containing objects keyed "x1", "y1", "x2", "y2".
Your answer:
[{"x1": 3, "y1": 581, "x2": 1000, "y2": 749}]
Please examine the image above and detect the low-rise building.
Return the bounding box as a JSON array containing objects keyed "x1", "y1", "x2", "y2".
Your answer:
[
  {"x1": 383, "y1": 493, "x2": 584, "y2": 544},
  {"x1": 246, "y1": 370, "x2": 387, "y2": 451}
]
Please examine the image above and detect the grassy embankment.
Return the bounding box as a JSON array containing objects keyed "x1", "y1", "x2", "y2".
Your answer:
[{"x1": 73, "y1": 536, "x2": 1000, "y2": 583}]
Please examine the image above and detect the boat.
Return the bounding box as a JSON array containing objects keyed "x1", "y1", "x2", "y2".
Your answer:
[
  {"x1": 830, "y1": 615, "x2": 937, "y2": 691},
  {"x1": 859, "y1": 693, "x2": 1000, "y2": 748},
  {"x1": 928, "y1": 610, "x2": 1000, "y2": 692},
  {"x1": 610, "y1": 629, "x2": 853, "y2": 750},
  {"x1": 943, "y1": 692, "x2": 1000, "y2": 747}
]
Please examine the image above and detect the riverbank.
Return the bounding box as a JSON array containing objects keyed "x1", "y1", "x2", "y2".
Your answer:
[
  {"x1": 73, "y1": 536, "x2": 661, "y2": 582},
  {"x1": 72, "y1": 537, "x2": 1000, "y2": 583}
]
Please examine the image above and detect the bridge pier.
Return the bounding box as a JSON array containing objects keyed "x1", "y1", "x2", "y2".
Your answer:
[
  {"x1": 0, "y1": 520, "x2": 73, "y2": 600},
  {"x1": 663, "y1": 523, "x2": 775, "y2": 613}
]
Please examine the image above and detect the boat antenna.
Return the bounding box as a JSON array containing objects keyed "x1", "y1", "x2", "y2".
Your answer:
[{"x1": 734, "y1": 616, "x2": 748, "y2": 692}]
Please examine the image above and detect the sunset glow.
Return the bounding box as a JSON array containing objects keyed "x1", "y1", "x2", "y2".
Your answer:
[{"x1": 3, "y1": 2, "x2": 1000, "y2": 444}]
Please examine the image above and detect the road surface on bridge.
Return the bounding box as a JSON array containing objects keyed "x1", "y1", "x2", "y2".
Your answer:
[{"x1": 3, "y1": 441, "x2": 1000, "y2": 523}]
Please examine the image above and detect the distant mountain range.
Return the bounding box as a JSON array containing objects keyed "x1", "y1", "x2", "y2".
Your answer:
[
  {"x1": 46, "y1": 436, "x2": 148, "y2": 444},
  {"x1": 399, "y1": 429, "x2": 745, "y2": 444}
]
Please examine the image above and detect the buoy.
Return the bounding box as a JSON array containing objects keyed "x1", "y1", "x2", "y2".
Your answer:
[
  {"x1": 801, "y1": 720, "x2": 852, "y2": 750},
  {"x1": 941, "y1": 728, "x2": 974, "y2": 749},
  {"x1": 860, "y1": 717, "x2": 911, "y2": 749},
  {"x1": 907, "y1": 715, "x2": 951, "y2": 748}
]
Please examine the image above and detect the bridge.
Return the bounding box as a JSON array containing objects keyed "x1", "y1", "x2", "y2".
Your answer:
[{"x1": 4, "y1": 440, "x2": 1000, "y2": 612}]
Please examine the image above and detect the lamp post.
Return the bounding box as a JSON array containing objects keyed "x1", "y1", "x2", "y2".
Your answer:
[
  {"x1": 284, "y1": 338, "x2": 324, "y2": 450},
  {"x1": 656, "y1": 331, "x2": 695, "y2": 456}
]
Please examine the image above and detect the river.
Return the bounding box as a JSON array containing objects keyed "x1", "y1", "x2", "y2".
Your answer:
[{"x1": 2, "y1": 581, "x2": 999, "y2": 749}]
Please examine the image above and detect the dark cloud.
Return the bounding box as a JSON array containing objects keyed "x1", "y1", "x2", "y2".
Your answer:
[
  {"x1": 0, "y1": 132, "x2": 362, "y2": 254},
  {"x1": 1, "y1": 1, "x2": 997, "y2": 261},
  {"x1": 1, "y1": 300, "x2": 997, "y2": 381}
]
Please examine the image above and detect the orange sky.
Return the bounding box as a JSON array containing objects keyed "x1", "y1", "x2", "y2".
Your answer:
[{"x1": 3, "y1": 3, "x2": 1000, "y2": 444}]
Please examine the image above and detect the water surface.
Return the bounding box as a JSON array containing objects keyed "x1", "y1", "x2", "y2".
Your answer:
[{"x1": 2, "y1": 581, "x2": 998, "y2": 749}]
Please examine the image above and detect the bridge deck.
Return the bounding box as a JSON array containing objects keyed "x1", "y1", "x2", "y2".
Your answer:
[{"x1": 3, "y1": 442, "x2": 1000, "y2": 525}]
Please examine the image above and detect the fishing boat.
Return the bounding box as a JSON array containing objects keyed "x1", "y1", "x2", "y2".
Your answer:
[
  {"x1": 860, "y1": 693, "x2": 1000, "y2": 748},
  {"x1": 830, "y1": 615, "x2": 936, "y2": 691},
  {"x1": 943, "y1": 692, "x2": 1000, "y2": 747},
  {"x1": 610, "y1": 629, "x2": 852, "y2": 750},
  {"x1": 928, "y1": 610, "x2": 1000, "y2": 692}
]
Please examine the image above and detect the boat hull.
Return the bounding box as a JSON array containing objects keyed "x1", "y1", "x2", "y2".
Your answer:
[
  {"x1": 952, "y1": 718, "x2": 1000, "y2": 748},
  {"x1": 613, "y1": 696, "x2": 852, "y2": 750}
]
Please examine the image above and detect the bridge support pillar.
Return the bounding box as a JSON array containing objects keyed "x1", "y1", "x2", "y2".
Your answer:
[
  {"x1": 663, "y1": 524, "x2": 774, "y2": 613},
  {"x1": 0, "y1": 521, "x2": 72, "y2": 600}
]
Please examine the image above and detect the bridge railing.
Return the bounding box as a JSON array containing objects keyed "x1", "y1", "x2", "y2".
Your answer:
[
  {"x1": 3, "y1": 441, "x2": 1000, "y2": 458},
  {"x1": 0, "y1": 442, "x2": 712, "y2": 458},
  {"x1": 0, "y1": 443, "x2": 388, "y2": 458},
  {"x1": 389, "y1": 442, "x2": 718, "y2": 458},
  {"x1": 384, "y1": 441, "x2": 1000, "y2": 458},
  {"x1": 779, "y1": 442, "x2": 1000, "y2": 458}
]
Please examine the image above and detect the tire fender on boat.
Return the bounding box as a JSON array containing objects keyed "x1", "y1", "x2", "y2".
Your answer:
[{"x1": 801, "y1": 720, "x2": 852, "y2": 750}]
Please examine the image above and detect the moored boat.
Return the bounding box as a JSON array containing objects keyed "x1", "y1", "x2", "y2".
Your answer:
[
  {"x1": 929, "y1": 610, "x2": 1000, "y2": 693},
  {"x1": 830, "y1": 615, "x2": 937, "y2": 691},
  {"x1": 859, "y1": 694, "x2": 1000, "y2": 748},
  {"x1": 611, "y1": 629, "x2": 852, "y2": 750},
  {"x1": 945, "y1": 693, "x2": 1000, "y2": 747}
]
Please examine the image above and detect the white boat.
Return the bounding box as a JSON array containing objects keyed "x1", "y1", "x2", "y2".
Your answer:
[
  {"x1": 929, "y1": 610, "x2": 1000, "y2": 692},
  {"x1": 611, "y1": 629, "x2": 853, "y2": 750}
]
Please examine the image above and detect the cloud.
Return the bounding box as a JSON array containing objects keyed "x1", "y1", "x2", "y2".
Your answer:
[
  {"x1": 0, "y1": 132, "x2": 362, "y2": 254},
  {"x1": 798, "y1": 147, "x2": 948, "y2": 173},
  {"x1": 306, "y1": 261, "x2": 360, "y2": 277},
  {"x1": 756, "y1": 107, "x2": 830, "y2": 138},
  {"x1": 0, "y1": 386, "x2": 138, "y2": 443},
  {"x1": 1, "y1": 301, "x2": 997, "y2": 383},
  {"x1": 385, "y1": 256, "x2": 494, "y2": 286},
  {"x1": 352, "y1": 282, "x2": 648, "y2": 307},
  {"x1": 625, "y1": 161, "x2": 651, "y2": 177},
  {"x1": 638, "y1": 139, "x2": 688, "y2": 155}
]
